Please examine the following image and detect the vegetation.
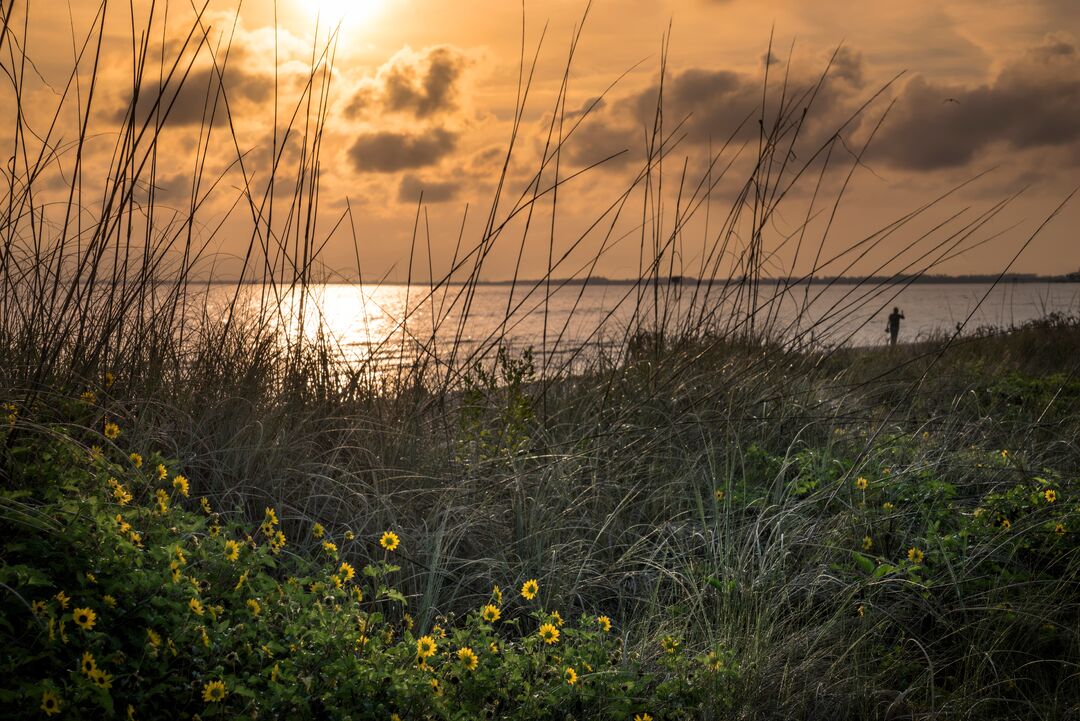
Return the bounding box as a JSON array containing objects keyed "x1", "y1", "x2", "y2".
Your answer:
[{"x1": 2, "y1": 1, "x2": 1079, "y2": 719}]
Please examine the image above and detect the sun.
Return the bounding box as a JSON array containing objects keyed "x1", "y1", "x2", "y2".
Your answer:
[{"x1": 304, "y1": 0, "x2": 384, "y2": 28}]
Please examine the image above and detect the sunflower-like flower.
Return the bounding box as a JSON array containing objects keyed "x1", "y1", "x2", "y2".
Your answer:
[
  {"x1": 457, "y1": 646, "x2": 479, "y2": 671},
  {"x1": 40, "y1": 691, "x2": 61, "y2": 716},
  {"x1": 597, "y1": 615, "x2": 612, "y2": 633},
  {"x1": 339, "y1": 562, "x2": 355, "y2": 583},
  {"x1": 855, "y1": 477, "x2": 868, "y2": 490},
  {"x1": 224, "y1": 539, "x2": 240, "y2": 562},
  {"x1": 54, "y1": 590, "x2": 70, "y2": 609},
  {"x1": 550, "y1": 610, "x2": 564, "y2": 627},
  {"x1": 172, "y1": 475, "x2": 189, "y2": 497},
  {"x1": 492, "y1": 585, "x2": 503, "y2": 604},
  {"x1": 89, "y1": 668, "x2": 113, "y2": 690},
  {"x1": 634, "y1": 714, "x2": 654, "y2": 721},
  {"x1": 482, "y1": 604, "x2": 501, "y2": 623},
  {"x1": 380, "y1": 531, "x2": 400, "y2": 551},
  {"x1": 129, "y1": 452, "x2": 143, "y2": 468},
  {"x1": 81, "y1": 651, "x2": 97, "y2": 676},
  {"x1": 661, "y1": 635, "x2": 680, "y2": 654},
  {"x1": 520, "y1": 579, "x2": 539, "y2": 600},
  {"x1": 538, "y1": 622, "x2": 560, "y2": 645},
  {"x1": 862, "y1": 536, "x2": 873, "y2": 551},
  {"x1": 189, "y1": 598, "x2": 204, "y2": 616},
  {"x1": 416, "y1": 635, "x2": 437, "y2": 659},
  {"x1": 147, "y1": 628, "x2": 162, "y2": 648},
  {"x1": 202, "y1": 680, "x2": 226, "y2": 703},
  {"x1": 312, "y1": 523, "x2": 325, "y2": 539},
  {"x1": 156, "y1": 464, "x2": 168, "y2": 481},
  {"x1": 73, "y1": 607, "x2": 96, "y2": 631},
  {"x1": 247, "y1": 598, "x2": 261, "y2": 617},
  {"x1": 104, "y1": 422, "x2": 121, "y2": 440},
  {"x1": 1045, "y1": 489, "x2": 1058, "y2": 503},
  {"x1": 564, "y1": 666, "x2": 578, "y2": 685},
  {"x1": 907, "y1": 547, "x2": 925, "y2": 564}
]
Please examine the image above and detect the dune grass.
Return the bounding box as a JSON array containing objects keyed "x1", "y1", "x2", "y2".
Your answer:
[{"x1": 2, "y1": 1, "x2": 1079, "y2": 718}]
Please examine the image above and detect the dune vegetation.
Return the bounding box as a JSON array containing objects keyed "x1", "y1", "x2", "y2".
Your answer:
[{"x1": 2, "y1": 2, "x2": 1078, "y2": 719}]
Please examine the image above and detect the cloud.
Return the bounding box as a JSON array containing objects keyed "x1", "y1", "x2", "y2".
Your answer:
[
  {"x1": 398, "y1": 174, "x2": 460, "y2": 203},
  {"x1": 562, "y1": 54, "x2": 864, "y2": 170},
  {"x1": 347, "y1": 129, "x2": 458, "y2": 173},
  {"x1": 113, "y1": 63, "x2": 274, "y2": 128},
  {"x1": 866, "y1": 35, "x2": 1080, "y2": 170},
  {"x1": 347, "y1": 45, "x2": 471, "y2": 120}
]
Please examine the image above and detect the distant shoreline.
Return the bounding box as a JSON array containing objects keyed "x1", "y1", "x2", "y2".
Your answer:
[{"x1": 197, "y1": 274, "x2": 1080, "y2": 286}]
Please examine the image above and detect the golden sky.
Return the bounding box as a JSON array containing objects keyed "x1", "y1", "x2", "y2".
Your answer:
[{"x1": 6, "y1": 0, "x2": 1080, "y2": 280}]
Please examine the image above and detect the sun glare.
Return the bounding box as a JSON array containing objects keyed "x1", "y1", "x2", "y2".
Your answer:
[{"x1": 305, "y1": 0, "x2": 384, "y2": 28}]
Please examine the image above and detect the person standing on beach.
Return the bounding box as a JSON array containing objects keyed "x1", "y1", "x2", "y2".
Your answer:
[{"x1": 886, "y1": 307, "x2": 905, "y2": 346}]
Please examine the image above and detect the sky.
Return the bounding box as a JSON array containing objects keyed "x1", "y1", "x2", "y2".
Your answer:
[{"x1": 5, "y1": 0, "x2": 1080, "y2": 281}]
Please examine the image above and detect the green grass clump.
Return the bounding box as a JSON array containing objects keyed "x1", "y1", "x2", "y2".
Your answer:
[{"x1": 0, "y1": 402, "x2": 739, "y2": 720}]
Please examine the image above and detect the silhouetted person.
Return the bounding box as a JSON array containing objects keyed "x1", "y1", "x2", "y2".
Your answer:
[{"x1": 886, "y1": 307, "x2": 905, "y2": 346}]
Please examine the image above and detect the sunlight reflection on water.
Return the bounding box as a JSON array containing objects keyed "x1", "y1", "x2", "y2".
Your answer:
[{"x1": 211, "y1": 281, "x2": 1080, "y2": 372}]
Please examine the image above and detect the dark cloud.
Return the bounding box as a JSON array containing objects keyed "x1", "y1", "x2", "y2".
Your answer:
[
  {"x1": 867, "y1": 35, "x2": 1080, "y2": 170},
  {"x1": 563, "y1": 54, "x2": 864, "y2": 169},
  {"x1": 348, "y1": 46, "x2": 469, "y2": 120},
  {"x1": 398, "y1": 174, "x2": 460, "y2": 203},
  {"x1": 113, "y1": 64, "x2": 273, "y2": 128},
  {"x1": 348, "y1": 129, "x2": 458, "y2": 173}
]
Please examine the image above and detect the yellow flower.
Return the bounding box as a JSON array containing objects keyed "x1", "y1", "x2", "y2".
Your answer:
[
  {"x1": 312, "y1": 523, "x2": 325, "y2": 539},
  {"x1": 1044, "y1": 489, "x2": 1058, "y2": 503},
  {"x1": 492, "y1": 585, "x2": 503, "y2": 604},
  {"x1": 855, "y1": 477, "x2": 868, "y2": 490},
  {"x1": 81, "y1": 651, "x2": 97, "y2": 676},
  {"x1": 104, "y1": 421, "x2": 121, "y2": 440},
  {"x1": 339, "y1": 562, "x2": 356, "y2": 583},
  {"x1": 551, "y1": 610, "x2": 564, "y2": 627},
  {"x1": 147, "y1": 628, "x2": 161, "y2": 648},
  {"x1": 857, "y1": 604, "x2": 865, "y2": 617},
  {"x1": 1001, "y1": 518, "x2": 1012, "y2": 530},
  {"x1": 379, "y1": 531, "x2": 400, "y2": 551},
  {"x1": 73, "y1": 607, "x2": 96, "y2": 631},
  {"x1": 482, "y1": 604, "x2": 501, "y2": 623},
  {"x1": 331, "y1": 575, "x2": 344, "y2": 590},
  {"x1": 271, "y1": 663, "x2": 281, "y2": 683},
  {"x1": 430, "y1": 678, "x2": 441, "y2": 696},
  {"x1": 156, "y1": 464, "x2": 167, "y2": 481},
  {"x1": 714, "y1": 489, "x2": 725, "y2": 501},
  {"x1": 80, "y1": 390, "x2": 97, "y2": 404},
  {"x1": 882, "y1": 501, "x2": 896, "y2": 511},
  {"x1": 235, "y1": 571, "x2": 248, "y2": 591},
  {"x1": 129, "y1": 452, "x2": 143, "y2": 468},
  {"x1": 85, "y1": 572, "x2": 96, "y2": 584},
  {"x1": 344, "y1": 530, "x2": 355, "y2": 541},
  {"x1": 31, "y1": 600, "x2": 46, "y2": 616},
  {"x1": 391, "y1": 715, "x2": 401, "y2": 721},
  {"x1": 104, "y1": 371, "x2": 115, "y2": 387},
  {"x1": 417, "y1": 635, "x2": 437, "y2": 659},
  {"x1": 1001, "y1": 449, "x2": 1009, "y2": 460},
  {"x1": 55, "y1": 591, "x2": 70, "y2": 609},
  {"x1": 90, "y1": 668, "x2": 113, "y2": 690},
  {"x1": 189, "y1": 598, "x2": 204, "y2": 616},
  {"x1": 127, "y1": 704, "x2": 135, "y2": 720},
  {"x1": 862, "y1": 536, "x2": 873, "y2": 551},
  {"x1": 41, "y1": 690, "x2": 61, "y2": 716},
  {"x1": 433, "y1": 624, "x2": 447, "y2": 639},
  {"x1": 1055, "y1": 522, "x2": 1066, "y2": 536},
  {"x1": 634, "y1": 714, "x2": 653, "y2": 721},
  {"x1": 564, "y1": 666, "x2": 578, "y2": 685},
  {"x1": 112, "y1": 482, "x2": 133, "y2": 505},
  {"x1": 457, "y1": 646, "x2": 479, "y2": 670},
  {"x1": 172, "y1": 475, "x2": 189, "y2": 497},
  {"x1": 907, "y1": 547, "x2": 925, "y2": 564},
  {"x1": 270, "y1": 531, "x2": 286, "y2": 554},
  {"x1": 538, "y1": 622, "x2": 560, "y2": 645},
  {"x1": 322, "y1": 540, "x2": 338, "y2": 555},
  {"x1": 247, "y1": 598, "x2": 262, "y2": 617},
  {"x1": 199, "y1": 626, "x2": 210, "y2": 647},
  {"x1": 103, "y1": 595, "x2": 117, "y2": 608},
  {"x1": 597, "y1": 615, "x2": 612, "y2": 632},
  {"x1": 521, "y1": 579, "x2": 539, "y2": 600},
  {"x1": 225, "y1": 539, "x2": 241, "y2": 562},
  {"x1": 155, "y1": 488, "x2": 169, "y2": 514},
  {"x1": 200, "y1": 497, "x2": 213, "y2": 514},
  {"x1": 202, "y1": 680, "x2": 227, "y2": 703},
  {"x1": 403, "y1": 613, "x2": 414, "y2": 630},
  {"x1": 264, "y1": 507, "x2": 279, "y2": 526},
  {"x1": 661, "y1": 635, "x2": 680, "y2": 654}
]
